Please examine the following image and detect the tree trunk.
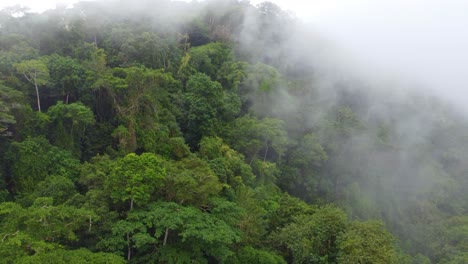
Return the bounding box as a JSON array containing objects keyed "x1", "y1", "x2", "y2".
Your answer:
[
  {"x1": 263, "y1": 139, "x2": 269, "y2": 162},
  {"x1": 34, "y1": 71, "x2": 41, "y2": 112},
  {"x1": 21, "y1": 71, "x2": 41, "y2": 112},
  {"x1": 127, "y1": 232, "x2": 131, "y2": 261},
  {"x1": 88, "y1": 215, "x2": 93, "y2": 232},
  {"x1": 35, "y1": 83, "x2": 41, "y2": 112},
  {"x1": 163, "y1": 228, "x2": 169, "y2": 246},
  {"x1": 126, "y1": 115, "x2": 137, "y2": 153},
  {"x1": 127, "y1": 198, "x2": 134, "y2": 261}
]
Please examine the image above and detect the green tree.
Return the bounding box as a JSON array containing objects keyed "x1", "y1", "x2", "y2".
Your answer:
[
  {"x1": 106, "y1": 152, "x2": 166, "y2": 210},
  {"x1": 198, "y1": 136, "x2": 255, "y2": 187},
  {"x1": 102, "y1": 201, "x2": 241, "y2": 263},
  {"x1": 337, "y1": 221, "x2": 398, "y2": 264},
  {"x1": 240, "y1": 63, "x2": 282, "y2": 116},
  {"x1": 268, "y1": 193, "x2": 314, "y2": 232},
  {"x1": 280, "y1": 133, "x2": 328, "y2": 201},
  {"x1": 233, "y1": 186, "x2": 270, "y2": 246},
  {"x1": 182, "y1": 72, "x2": 235, "y2": 146},
  {"x1": 0, "y1": 198, "x2": 98, "y2": 258},
  {"x1": 46, "y1": 101, "x2": 95, "y2": 156},
  {"x1": 98, "y1": 66, "x2": 179, "y2": 153},
  {"x1": 78, "y1": 155, "x2": 119, "y2": 242},
  {"x1": 14, "y1": 58, "x2": 50, "y2": 112},
  {"x1": 6, "y1": 137, "x2": 80, "y2": 194},
  {"x1": 47, "y1": 54, "x2": 84, "y2": 103},
  {"x1": 436, "y1": 216, "x2": 468, "y2": 263},
  {"x1": 227, "y1": 246, "x2": 286, "y2": 264},
  {"x1": 0, "y1": 82, "x2": 23, "y2": 132},
  {"x1": 271, "y1": 205, "x2": 347, "y2": 264},
  {"x1": 16, "y1": 248, "x2": 125, "y2": 264},
  {"x1": 189, "y1": 42, "x2": 233, "y2": 79},
  {"x1": 0, "y1": 34, "x2": 38, "y2": 74},
  {"x1": 104, "y1": 152, "x2": 166, "y2": 261},
  {"x1": 17, "y1": 174, "x2": 77, "y2": 206},
  {"x1": 0, "y1": 230, "x2": 56, "y2": 263},
  {"x1": 161, "y1": 157, "x2": 223, "y2": 206},
  {"x1": 227, "y1": 115, "x2": 288, "y2": 163},
  {"x1": 217, "y1": 61, "x2": 248, "y2": 92}
]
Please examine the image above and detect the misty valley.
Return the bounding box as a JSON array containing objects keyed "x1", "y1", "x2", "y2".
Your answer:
[{"x1": 0, "y1": 0, "x2": 466, "y2": 263}]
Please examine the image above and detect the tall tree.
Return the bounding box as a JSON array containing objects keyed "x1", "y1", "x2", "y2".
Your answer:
[
  {"x1": 14, "y1": 58, "x2": 49, "y2": 112},
  {"x1": 5, "y1": 137, "x2": 80, "y2": 194},
  {"x1": 271, "y1": 205, "x2": 347, "y2": 263},
  {"x1": 98, "y1": 66, "x2": 178, "y2": 153},
  {"x1": 106, "y1": 153, "x2": 166, "y2": 211},
  {"x1": 105, "y1": 152, "x2": 166, "y2": 261},
  {"x1": 337, "y1": 221, "x2": 399, "y2": 264},
  {"x1": 0, "y1": 82, "x2": 23, "y2": 132},
  {"x1": 46, "y1": 101, "x2": 95, "y2": 156},
  {"x1": 47, "y1": 54, "x2": 84, "y2": 104}
]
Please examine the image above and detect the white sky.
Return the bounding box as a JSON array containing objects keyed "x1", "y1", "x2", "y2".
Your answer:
[
  {"x1": 253, "y1": 1, "x2": 468, "y2": 106},
  {"x1": 2, "y1": 0, "x2": 468, "y2": 110},
  {"x1": 0, "y1": 0, "x2": 76, "y2": 12}
]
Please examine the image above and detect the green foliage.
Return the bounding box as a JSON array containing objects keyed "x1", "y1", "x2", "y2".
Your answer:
[
  {"x1": 0, "y1": 231, "x2": 57, "y2": 263},
  {"x1": 252, "y1": 160, "x2": 280, "y2": 186},
  {"x1": 288, "y1": 133, "x2": 328, "y2": 167},
  {"x1": 0, "y1": 34, "x2": 37, "y2": 74},
  {"x1": 8, "y1": 105, "x2": 50, "y2": 139},
  {"x1": 47, "y1": 54, "x2": 85, "y2": 102},
  {"x1": 268, "y1": 193, "x2": 314, "y2": 231},
  {"x1": 16, "y1": 248, "x2": 125, "y2": 264},
  {"x1": 155, "y1": 246, "x2": 206, "y2": 264},
  {"x1": 233, "y1": 186, "x2": 270, "y2": 246},
  {"x1": 47, "y1": 101, "x2": 95, "y2": 156},
  {"x1": 79, "y1": 154, "x2": 113, "y2": 190},
  {"x1": 161, "y1": 157, "x2": 223, "y2": 206},
  {"x1": 0, "y1": 1, "x2": 466, "y2": 263},
  {"x1": 0, "y1": 82, "x2": 23, "y2": 132},
  {"x1": 227, "y1": 246, "x2": 286, "y2": 264},
  {"x1": 82, "y1": 46, "x2": 108, "y2": 86},
  {"x1": 13, "y1": 58, "x2": 50, "y2": 112},
  {"x1": 227, "y1": 115, "x2": 288, "y2": 162},
  {"x1": 280, "y1": 133, "x2": 328, "y2": 201},
  {"x1": 412, "y1": 254, "x2": 432, "y2": 264},
  {"x1": 182, "y1": 73, "x2": 240, "y2": 146},
  {"x1": 100, "y1": 66, "x2": 180, "y2": 153},
  {"x1": 217, "y1": 61, "x2": 248, "y2": 91},
  {"x1": 198, "y1": 136, "x2": 255, "y2": 186},
  {"x1": 0, "y1": 198, "x2": 98, "y2": 246},
  {"x1": 17, "y1": 175, "x2": 77, "y2": 206},
  {"x1": 14, "y1": 59, "x2": 50, "y2": 86},
  {"x1": 6, "y1": 137, "x2": 80, "y2": 193},
  {"x1": 240, "y1": 63, "x2": 283, "y2": 116},
  {"x1": 337, "y1": 221, "x2": 398, "y2": 264},
  {"x1": 189, "y1": 42, "x2": 233, "y2": 78},
  {"x1": 271, "y1": 205, "x2": 348, "y2": 263},
  {"x1": 434, "y1": 215, "x2": 468, "y2": 263},
  {"x1": 106, "y1": 153, "x2": 166, "y2": 209},
  {"x1": 167, "y1": 137, "x2": 191, "y2": 159},
  {"x1": 442, "y1": 252, "x2": 468, "y2": 264},
  {"x1": 102, "y1": 201, "x2": 241, "y2": 262}
]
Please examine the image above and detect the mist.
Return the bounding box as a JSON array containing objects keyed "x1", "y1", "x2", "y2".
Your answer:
[
  {"x1": 282, "y1": 0, "x2": 468, "y2": 112},
  {"x1": 0, "y1": 0, "x2": 467, "y2": 262},
  {"x1": 236, "y1": 1, "x2": 468, "y2": 258}
]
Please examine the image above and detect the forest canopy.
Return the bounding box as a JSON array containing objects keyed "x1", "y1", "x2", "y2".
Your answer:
[{"x1": 0, "y1": 0, "x2": 467, "y2": 263}]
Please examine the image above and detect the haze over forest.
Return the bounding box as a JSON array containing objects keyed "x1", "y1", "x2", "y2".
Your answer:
[{"x1": 0, "y1": 0, "x2": 467, "y2": 263}]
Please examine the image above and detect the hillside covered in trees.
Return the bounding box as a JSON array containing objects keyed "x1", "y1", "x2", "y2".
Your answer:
[{"x1": 0, "y1": 0, "x2": 467, "y2": 263}]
